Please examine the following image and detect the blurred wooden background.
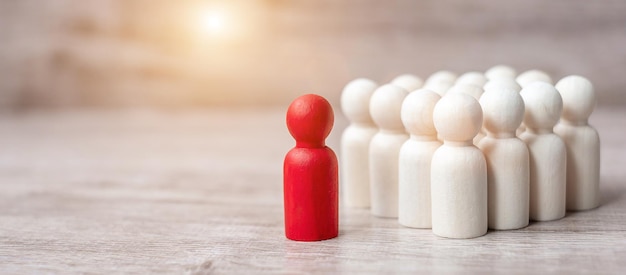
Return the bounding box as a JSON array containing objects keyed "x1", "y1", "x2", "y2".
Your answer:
[{"x1": 0, "y1": 0, "x2": 625, "y2": 109}]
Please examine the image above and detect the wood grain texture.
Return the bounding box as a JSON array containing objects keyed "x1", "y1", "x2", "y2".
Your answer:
[
  {"x1": 3, "y1": 1, "x2": 626, "y2": 109},
  {"x1": 0, "y1": 108, "x2": 625, "y2": 274}
]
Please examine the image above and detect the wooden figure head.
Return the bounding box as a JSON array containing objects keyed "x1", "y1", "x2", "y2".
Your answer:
[{"x1": 286, "y1": 94, "x2": 334, "y2": 148}]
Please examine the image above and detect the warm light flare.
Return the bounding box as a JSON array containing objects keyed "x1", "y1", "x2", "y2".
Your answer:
[
  {"x1": 201, "y1": 10, "x2": 227, "y2": 35},
  {"x1": 191, "y1": 3, "x2": 255, "y2": 45}
]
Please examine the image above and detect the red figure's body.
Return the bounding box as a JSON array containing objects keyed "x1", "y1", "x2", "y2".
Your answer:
[{"x1": 284, "y1": 94, "x2": 338, "y2": 241}]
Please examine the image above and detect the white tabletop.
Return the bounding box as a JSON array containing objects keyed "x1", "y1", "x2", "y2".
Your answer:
[{"x1": 0, "y1": 108, "x2": 624, "y2": 274}]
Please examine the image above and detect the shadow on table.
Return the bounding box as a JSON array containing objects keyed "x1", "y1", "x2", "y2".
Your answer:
[{"x1": 600, "y1": 180, "x2": 624, "y2": 208}]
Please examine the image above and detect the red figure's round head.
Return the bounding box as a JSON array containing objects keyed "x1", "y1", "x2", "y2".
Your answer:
[{"x1": 286, "y1": 94, "x2": 334, "y2": 147}]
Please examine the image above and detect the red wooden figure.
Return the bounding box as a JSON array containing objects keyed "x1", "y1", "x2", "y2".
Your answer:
[{"x1": 284, "y1": 94, "x2": 339, "y2": 241}]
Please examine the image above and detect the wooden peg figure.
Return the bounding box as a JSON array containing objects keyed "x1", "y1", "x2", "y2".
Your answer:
[
  {"x1": 477, "y1": 87, "x2": 530, "y2": 230},
  {"x1": 391, "y1": 74, "x2": 424, "y2": 92},
  {"x1": 456, "y1": 71, "x2": 488, "y2": 87},
  {"x1": 485, "y1": 65, "x2": 517, "y2": 81},
  {"x1": 284, "y1": 94, "x2": 338, "y2": 241},
  {"x1": 431, "y1": 93, "x2": 488, "y2": 239},
  {"x1": 398, "y1": 89, "x2": 442, "y2": 228},
  {"x1": 446, "y1": 83, "x2": 484, "y2": 101},
  {"x1": 424, "y1": 70, "x2": 457, "y2": 97},
  {"x1": 446, "y1": 83, "x2": 485, "y2": 144},
  {"x1": 554, "y1": 75, "x2": 600, "y2": 211},
  {"x1": 516, "y1": 69, "x2": 553, "y2": 88},
  {"x1": 519, "y1": 83, "x2": 566, "y2": 221},
  {"x1": 483, "y1": 79, "x2": 525, "y2": 135},
  {"x1": 369, "y1": 84, "x2": 409, "y2": 218},
  {"x1": 483, "y1": 78, "x2": 521, "y2": 93},
  {"x1": 341, "y1": 78, "x2": 378, "y2": 208}
]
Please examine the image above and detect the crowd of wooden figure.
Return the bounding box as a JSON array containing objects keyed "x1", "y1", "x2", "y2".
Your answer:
[{"x1": 341, "y1": 65, "x2": 600, "y2": 239}]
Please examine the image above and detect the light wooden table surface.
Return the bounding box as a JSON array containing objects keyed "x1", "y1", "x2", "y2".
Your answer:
[{"x1": 0, "y1": 108, "x2": 624, "y2": 274}]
